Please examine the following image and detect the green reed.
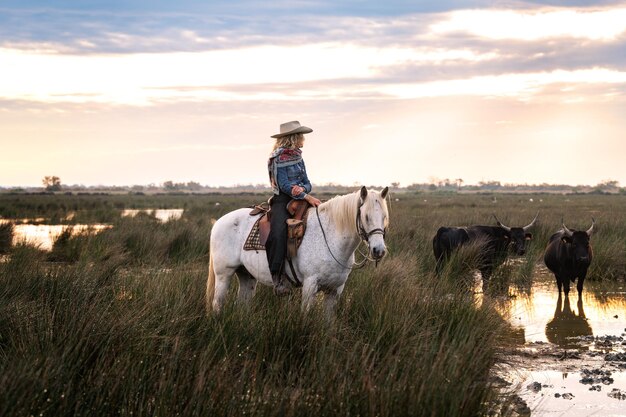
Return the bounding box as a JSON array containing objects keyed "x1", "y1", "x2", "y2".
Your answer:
[{"x1": 1, "y1": 191, "x2": 625, "y2": 416}]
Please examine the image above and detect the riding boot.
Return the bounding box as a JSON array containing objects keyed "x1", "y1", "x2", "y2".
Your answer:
[{"x1": 271, "y1": 271, "x2": 291, "y2": 296}]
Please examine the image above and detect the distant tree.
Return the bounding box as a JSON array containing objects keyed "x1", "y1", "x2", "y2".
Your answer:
[
  {"x1": 162, "y1": 180, "x2": 176, "y2": 191},
  {"x1": 185, "y1": 181, "x2": 203, "y2": 191},
  {"x1": 456, "y1": 178, "x2": 464, "y2": 190},
  {"x1": 478, "y1": 180, "x2": 501, "y2": 190},
  {"x1": 597, "y1": 179, "x2": 619, "y2": 189},
  {"x1": 391, "y1": 182, "x2": 400, "y2": 189},
  {"x1": 42, "y1": 176, "x2": 62, "y2": 191}
]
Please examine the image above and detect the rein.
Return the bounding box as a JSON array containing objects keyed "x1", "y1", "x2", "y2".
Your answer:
[{"x1": 314, "y1": 201, "x2": 384, "y2": 270}]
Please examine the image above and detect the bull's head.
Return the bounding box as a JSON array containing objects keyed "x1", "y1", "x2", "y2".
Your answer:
[
  {"x1": 493, "y1": 213, "x2": 538, "y2": 255},
  {"x1": 561, "y1": 218, "x2": 595, "y2": 265}
]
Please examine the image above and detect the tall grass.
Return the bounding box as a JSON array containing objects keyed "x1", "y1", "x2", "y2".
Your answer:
[
  {"x1": 1, "y1": 191, "x2": 625, "y2": 416},
  {"x1": 0, "y1": 222, "x2": 13, "y2": 254},
  {"x1": 0, "y1": 249, "x2": 507, "y2": 416}
]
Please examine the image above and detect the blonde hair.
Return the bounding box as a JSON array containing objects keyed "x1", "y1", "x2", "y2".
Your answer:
[{"x1": 272, "y1": 133, "x2": 305, "y2": 151}]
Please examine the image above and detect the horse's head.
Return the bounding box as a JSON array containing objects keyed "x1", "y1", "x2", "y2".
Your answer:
[{"x1": 358, "y1": 186, "x2": 389, "y2": 261}]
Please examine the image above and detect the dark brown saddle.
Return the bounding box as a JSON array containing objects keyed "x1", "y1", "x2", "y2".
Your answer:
[{"x1": 243, "y1": 199, "x2": 311, "y2": 257}]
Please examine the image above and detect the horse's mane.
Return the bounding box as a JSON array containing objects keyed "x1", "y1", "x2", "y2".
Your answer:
[
  {"x1": 318, "y1": 192, "x2": 360, "y2": 234},
  {"x1": 318, "y1": 190, "x2": 388, "y2": 234}
]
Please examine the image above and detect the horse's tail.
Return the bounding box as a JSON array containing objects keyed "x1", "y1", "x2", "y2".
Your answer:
[{"x1": 206, "y1": 253, "x2": 216, "y2": 315}]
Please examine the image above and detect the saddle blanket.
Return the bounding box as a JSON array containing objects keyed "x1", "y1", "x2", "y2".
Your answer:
[{"x1": 243, "y1": 216, "x2": 266, "y2": 251}]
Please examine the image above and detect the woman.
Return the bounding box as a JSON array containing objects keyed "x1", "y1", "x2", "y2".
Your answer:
[{"x1": 267, "y1": 121, "x2": 322, "y2": 296}]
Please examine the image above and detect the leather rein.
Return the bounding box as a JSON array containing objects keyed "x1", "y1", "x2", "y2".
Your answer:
[{"x1": 315, "y1": 200, "x2": 386, "y2": 270}]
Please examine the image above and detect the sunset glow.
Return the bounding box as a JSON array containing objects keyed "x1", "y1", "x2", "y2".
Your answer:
[{"x1": 1, "y1": 1, "x2": 625, "y2": 187}]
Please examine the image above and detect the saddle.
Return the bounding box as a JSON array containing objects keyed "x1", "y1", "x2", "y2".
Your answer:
[{"x1": 243, "y1": 199, "x2": 312, "y2": 259}]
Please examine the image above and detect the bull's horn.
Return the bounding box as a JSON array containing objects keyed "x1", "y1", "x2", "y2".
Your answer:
[
  {"x1": 561, "y1": 218, "x2": 573, "y2": 237},
  {"x1": 492, "y1": 214, "x2": 511, "y2": 232},
  {"x1": 586, "y1": 218, "x2": 596, "y2": 237},
  {"x1": 523, "y1": 212, "x2": 539, "y2": 232}
]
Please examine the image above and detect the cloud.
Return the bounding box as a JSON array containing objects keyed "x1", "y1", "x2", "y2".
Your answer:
[
  {"x1": 431, "y1": 7, "x2": 626, "y2": 41},
  {"x1": 2, "y1": 0, "x2": 626, "y2": 187},
  {"x1": 2, "y1": 39, "x2": 625, "y2": 107},
  {"x1": 2, "y1": 3, "x2": 626, "y2": 54}
]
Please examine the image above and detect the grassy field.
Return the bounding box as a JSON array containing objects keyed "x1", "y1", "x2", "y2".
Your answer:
[{"x1": 0, "y1": 191, "x2": 624, "y2": 416}]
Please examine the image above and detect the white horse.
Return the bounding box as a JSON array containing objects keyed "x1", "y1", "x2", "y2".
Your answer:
[{"x1": 206, "y1": 186, "x2": 389, "y2": 316}]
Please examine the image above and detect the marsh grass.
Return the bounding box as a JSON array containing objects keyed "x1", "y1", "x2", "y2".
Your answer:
[
  {"x1": 0, "y1": 222, "x2": 13, "y2": 254},
  {"x1": 0, "y1": 250, "x2": 507, "y2": 417},
  {"x1": 1, "y1": 192, "x2": 626, "y2": 416}
]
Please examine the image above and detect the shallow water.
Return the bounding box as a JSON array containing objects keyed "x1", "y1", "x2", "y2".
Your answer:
[
  {"x1": 121, "y1": 209, "x2": 183, "y2": 222},
  {"x1": 10, "y1": 224, "x2": 111, "y2": 251},
  {"x1": 495, "y1": 266, "x2": 626, "y2": 416},
  {"x1": 501, "y1": 269, "x2": 626, "y2": 348},
  {"x1": 514, "y1": 370, "x2": 626, "y2": 416}
]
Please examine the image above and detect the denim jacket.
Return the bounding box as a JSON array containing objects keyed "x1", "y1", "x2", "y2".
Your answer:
[
  {"x1": 276, "y1": 159, "x2": 312, "y2": 199},
  {"x1": 268, "y1": 148, "x2": 312, "y2": 200}
]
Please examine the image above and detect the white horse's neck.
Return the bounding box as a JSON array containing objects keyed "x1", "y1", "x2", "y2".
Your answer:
[{"x1": 316, "y1": 192, "x2": 362, "y2": 258}]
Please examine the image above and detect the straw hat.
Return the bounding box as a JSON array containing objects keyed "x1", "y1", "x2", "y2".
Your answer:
[{"x1": 271, "y1": 121, "x2": 313, "y2": 138}]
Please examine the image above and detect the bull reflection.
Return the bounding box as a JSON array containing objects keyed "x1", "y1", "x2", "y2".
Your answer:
[{"x1": 545, "y1": 295, "x2": 592, "y2": 349}]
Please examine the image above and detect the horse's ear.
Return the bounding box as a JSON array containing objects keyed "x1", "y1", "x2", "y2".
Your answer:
[
  {"x1": 381, "y1": 186, "x2": 389, "y2": 200},
  {"x1": 360, "y1": 186, "x2": 368, "y2": 202}
]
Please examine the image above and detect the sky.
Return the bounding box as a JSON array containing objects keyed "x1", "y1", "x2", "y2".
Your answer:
[{"x1": 1, "y1": 0, "x2": 625, "y2": 187}]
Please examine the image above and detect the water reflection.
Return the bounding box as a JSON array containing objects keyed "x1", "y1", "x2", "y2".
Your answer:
[
  {"x1": 11, "y1": 224, "x2": 111, "y2": 251},
  {"x1": 516, "y1": 370, "x2": 626, "y2": 416},
  {"x1": 545, "y1": 296, "x2": 592, "y2": 349},
  {"x1": 499, "y1": 271, "x2": 626, "y2": 346},
  {"x1": 121, "y1": 209, "x2": 183, "y2": 222}
]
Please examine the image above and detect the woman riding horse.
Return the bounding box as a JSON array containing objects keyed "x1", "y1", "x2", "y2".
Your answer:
[{"x1": 267, "y1": 121, "x2": 321, "y2": 296}]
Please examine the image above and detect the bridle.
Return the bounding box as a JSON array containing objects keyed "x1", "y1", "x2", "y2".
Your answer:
[
  {"x1": 315, "y1": 198, "x2": 387, "y2": 270},
  {"x1": 356, "y1": 200, "x2": 386, "y2": 243}
]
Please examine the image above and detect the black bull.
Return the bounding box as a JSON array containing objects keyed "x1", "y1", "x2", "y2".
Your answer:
[
  {"x1": 544, "y1": 220, "x2": 595, "y2": 298},
  {"x1": 433, "y1": 214, "x2": 537, "y2": 279}
]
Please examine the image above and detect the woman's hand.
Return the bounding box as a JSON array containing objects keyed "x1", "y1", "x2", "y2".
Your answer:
[
  {"x1": 305, "y1": 194, "x2": 322, "y2": 207},
  {"x1": 291, "y1": 185, "x2": 305, "y2": 196}
]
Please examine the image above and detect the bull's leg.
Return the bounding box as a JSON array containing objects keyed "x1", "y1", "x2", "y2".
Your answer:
[
  {"x1": 576, "y1": 270, "x2": 587, "y2": 299},
  {"x1": 562, "y1": 275, "x2": 571, "y2": 296},
  {"x1": 555, "y1": 274, "x2": 563, "y2": 295},
  {"x1": 435, "y1": 257, "x2": 444, "y2": 275},
  {"x1": 236, "y1": 266, "x2": 257, "y2": 307},
  {"x1": 435, "y1": 251, "x2": 449, "y2": 275}
]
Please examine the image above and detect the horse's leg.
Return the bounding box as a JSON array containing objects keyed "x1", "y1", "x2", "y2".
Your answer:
[
  {"x1": 236, "y1": 265, "x2": 257, "y2": 307},
  {"x1": 213, "y1": 265, "x2": 237, "y2": 313},
  {"x1": 301, "y1": 278, "x2": 319, "y2": 312},
  {"x1": 323, "y1": 284, "x2": 345, "y2": 320}
]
